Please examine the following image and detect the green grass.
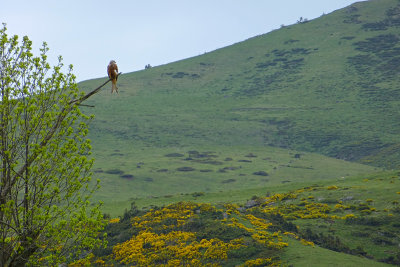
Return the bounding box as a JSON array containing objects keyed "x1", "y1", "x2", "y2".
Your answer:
[
  {"x1": 282, "y1": 238, "x2": 390, "y2": 267},
  {"x1": 92, "y1": 144, "x2": 376, "y2": 215}
]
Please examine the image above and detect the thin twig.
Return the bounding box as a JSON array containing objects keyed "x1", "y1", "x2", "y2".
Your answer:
[{"x1": 77, "y1": 104, "x2": 95, "y2": 108}]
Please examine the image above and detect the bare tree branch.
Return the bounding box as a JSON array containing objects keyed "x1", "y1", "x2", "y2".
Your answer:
[{"x1": 69, "y1": 72, "x2": 122, "y2": 105}]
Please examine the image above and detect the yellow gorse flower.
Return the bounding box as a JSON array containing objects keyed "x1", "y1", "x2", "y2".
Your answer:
[
  {"x1": 113, "y1": 230, "x2": 244, "y2": 266},
  {"x1": 109, "y1": 218, "x2": 120, "y2": 224}
]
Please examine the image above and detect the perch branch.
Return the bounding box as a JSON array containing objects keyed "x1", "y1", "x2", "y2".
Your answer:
[
  {"x1": 77, "y1": 104, "x2": 95, "y2": 108},
  {"x1": 69, "y1": 72, "x2": 122, "y2": 105}
]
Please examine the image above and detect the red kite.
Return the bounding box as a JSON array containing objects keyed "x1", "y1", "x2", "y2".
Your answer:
[{"x1": 107, "y1": 60, "x2": 119, "y2": 93}]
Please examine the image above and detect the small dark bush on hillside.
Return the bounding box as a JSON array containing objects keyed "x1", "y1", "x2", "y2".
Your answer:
[
  {"x1": 271, "y1": 49, "x2": 290, "y2": 57},
  {"x1": 172, "y1": 72, "x2": 189, "y2": 78},
  {"x1": 105, "y1": 169, "x2": 124, "y2": 175},
  {"x1": 120, "y1": 174, "x2": 134, "y2": 179},
  {"x1": 190, "y1": 151, "x2": 218, "y2": 158},
  {"x1": 195, "y1": 159, "x2": 223, "y2": 165},
  {"x1": 222, "y1": 179, "x2": 236, "y2": 184},
  {"x1": 253, "y1": 171, "x2": 269, "y2": 176},
  {"x1": 110, "y1": 153, "x2": 124, "y2": 156},
  {"x1": 291, "y1": 48, "x2": 311, "y2": 55},
  {"x1": 282, "y1": 58, "x2": 304, "y2": 70},
  {"x1": 177, "y1": 167, "x2": 195, "y2": 172},
  {"x1": 222, "y1": 166, "x2": 239, "y2": 171},
  {"x1": 284, "y1": 39, "x2": 299, "y2": 45},
  {"x1": 191, "y1": 192, "x2": 205, "y2": 197},
  {"x1": 137, "y1": 162, "x2": 144, "y2": 168}
]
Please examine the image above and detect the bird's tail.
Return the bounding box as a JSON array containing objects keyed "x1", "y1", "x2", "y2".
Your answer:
[{"x1": 111, "y1": 79, "x2": 118, "y2": 93}]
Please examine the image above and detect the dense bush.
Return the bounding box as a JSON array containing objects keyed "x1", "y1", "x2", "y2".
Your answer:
[{"x1": 177, "y1": 166, "x2": 196, "y2": 171}]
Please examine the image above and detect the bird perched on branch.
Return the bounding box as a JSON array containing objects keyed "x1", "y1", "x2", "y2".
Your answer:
[{"x1": 107, "y1": 60, "x2": 119, "y2": 93}]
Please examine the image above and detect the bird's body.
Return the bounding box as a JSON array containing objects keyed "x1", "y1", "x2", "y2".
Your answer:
[{"x1": 107, "y1": 60, "x2": 119, "y2": 93}]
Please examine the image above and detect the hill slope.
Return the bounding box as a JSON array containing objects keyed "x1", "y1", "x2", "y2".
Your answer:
[
  {"x1": 77, "y1": 0, "x2": 400, "y2": 206},
  {"x1": 81, "y1": 0, "x2": 400, "y2": 169}
]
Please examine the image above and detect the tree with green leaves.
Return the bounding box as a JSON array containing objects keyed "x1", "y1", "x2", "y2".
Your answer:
[{"x1": 0, "y1": 23, "x2": 107, "y2": 266}]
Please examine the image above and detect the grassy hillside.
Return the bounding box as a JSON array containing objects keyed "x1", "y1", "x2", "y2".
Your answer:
[
  {"x1": 96, "y1": 145, "x2": 376, "y2": 215},
  {"x1": 77, "y1": 0, "x2": 400, "y2": 209},
  {"x1": 81, "y1": 0, "x2": 400, "y2": 169}
]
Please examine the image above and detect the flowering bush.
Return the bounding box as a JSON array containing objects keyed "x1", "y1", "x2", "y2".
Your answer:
[
  {"x1": 96, "y1": 181, "x2": 400, "y2": 265},
  {"x1": 244, "y1": 257, "x2": 275, "y2": 266},
  {"x1": 102, "y1": 202, "x2": 289, "y2": 266},
  {"x1": 327, "y1": 185, "x2": 339, "y2": 190},
  {"x1": 109, "y1": 218, "x2": 120, "y2": 224},
  {"x1": 113, "y1": 230, "x2": 244, "y2": 265}
]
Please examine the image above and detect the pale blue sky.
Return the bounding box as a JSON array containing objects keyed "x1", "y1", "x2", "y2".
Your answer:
[{"x1": 1, "y1": 0, "x2": 360, "y2": 82}]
